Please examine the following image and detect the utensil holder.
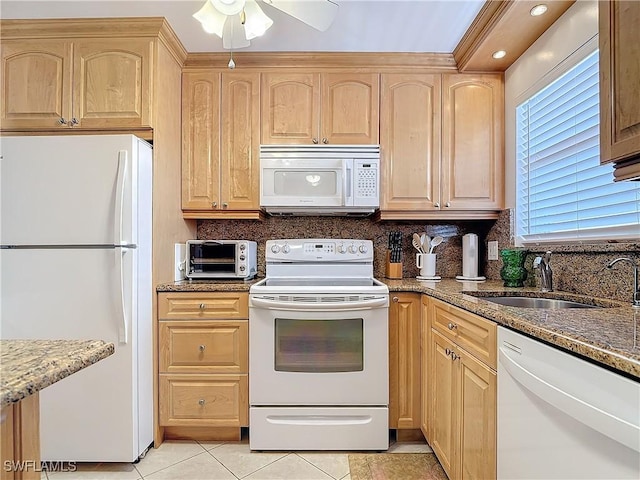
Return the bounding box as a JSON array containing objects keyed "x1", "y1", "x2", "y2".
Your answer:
[{"x1": 385, "y1": 251, "x2": 403, "y2": 279}]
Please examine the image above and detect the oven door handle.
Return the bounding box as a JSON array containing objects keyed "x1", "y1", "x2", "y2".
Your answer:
[{"x1": 250, "y1": 296, "x2": 388, "y2": 311}]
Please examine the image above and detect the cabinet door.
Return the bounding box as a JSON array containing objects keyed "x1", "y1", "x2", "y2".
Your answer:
[
  {"x1": 388, "y1": 293, "x2": 421, "y2": 429},
  {"x1": 442, "y1": 74, "x2": 504, "y2": 210},
  {"x1": 73, "y1": 39, "x2": 152, "y2": 129},
  {"x1": 429, "y1": 329, "x2": 457, "y2": 479},
  {"x1": 458, "y1": 350, "x2": 496, "y2": 480},
  {"x1": 0, "y1": 40, "x2": 72, "y2": 130},
  {"x1": 261, "y1": 72, "x2": 319, "y2": 144},
  {"x1": 221, "y1": 72, "x2": 260, "y2": 210},
  {"x1": 321, "y1": 73, "x2": 379, "y2": 144},
  {"x1": 599, "y1": 0, "x2": 640, "y2": 165},
  {"x1": 380, "y1": 74, "x2": 441, "y2": 211},
  {"x1": 181, "y1": 72, "x2": 221, "y2": 210}
]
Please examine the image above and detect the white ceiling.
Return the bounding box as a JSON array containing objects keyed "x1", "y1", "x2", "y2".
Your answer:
[{"x1": 0, "y1": 0, "x2": 486, "y2": 54}]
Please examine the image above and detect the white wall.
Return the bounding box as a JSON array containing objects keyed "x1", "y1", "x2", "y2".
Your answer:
[{"x1": 504, "y1": 0, "x2": 598, "y2": 208}]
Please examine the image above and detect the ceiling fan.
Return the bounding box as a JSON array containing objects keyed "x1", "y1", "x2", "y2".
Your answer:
[{"x1": 193, "y1": 0, "x2": 339, "y2": 50}]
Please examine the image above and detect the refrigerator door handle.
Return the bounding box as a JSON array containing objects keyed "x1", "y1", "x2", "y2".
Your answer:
[
  {"x1": 114, "y1": 151, "x2": 128, "y2": 247},
  {"x1": 116, "y1": 247, "x2": 128, "y2": 344}
]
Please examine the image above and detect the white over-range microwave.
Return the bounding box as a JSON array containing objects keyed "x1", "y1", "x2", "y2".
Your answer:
[{"x1": 259, "y1": 144, "x2": 380, "y2": 216}]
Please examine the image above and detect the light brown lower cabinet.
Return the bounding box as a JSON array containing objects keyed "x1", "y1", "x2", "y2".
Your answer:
[
  {"x1": 157, "y1": 292, "x2": 249, "y2": 442},
  {"x1": 0, "y1": 393, "x2": 40, "y2": 480},
  {"x1": 424, "y1": 297, "x2": 496, "y2": 480}
]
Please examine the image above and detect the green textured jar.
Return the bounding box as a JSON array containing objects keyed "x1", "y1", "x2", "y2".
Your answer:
[{"x1": 500, "y1": 248, "x2": 528, "y2": 287}]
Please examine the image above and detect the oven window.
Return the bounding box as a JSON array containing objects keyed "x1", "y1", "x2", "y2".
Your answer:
[
  {"x1": 190, "y1": 243, "x2": 236, "y2": 274},
  {"x1": 274, "y1": 170, "x2": 337, "y2": 197},
  {"x1": 274, "y1": 318, "x2": 363, "y2": 372}
]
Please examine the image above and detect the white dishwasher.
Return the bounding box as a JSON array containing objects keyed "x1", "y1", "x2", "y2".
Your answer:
[{"x1": 498, "y1": 326, "x2": 640, "y2": 479}]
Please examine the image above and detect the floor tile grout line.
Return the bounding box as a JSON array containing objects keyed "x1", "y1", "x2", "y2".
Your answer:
[
  {"x1": 295, "y1": 452, "x2": 347, "y2": 480},
  {"x1": 134, "y1": 441, "x2": 210, "y2": 478},
  {"x1": 202, "y1": 448, "x2": 241, "y2": 480},
  {"x1": 235, "y1": 452, "x2": 295, "y2": 480}
]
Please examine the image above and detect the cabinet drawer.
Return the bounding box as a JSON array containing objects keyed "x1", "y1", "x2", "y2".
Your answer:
[
  {"x1": 159, "y1": 321, "x2": 248, "y2": 374},
  {"x1": 430, "y1": 298, "x2": 496, "y2": 369},
  {"x1": 158, "y1": 292, "x2": 248, "y2": 320},
  {"x1": 159, "y1": 375, "x2": 248, "y2": 427}
]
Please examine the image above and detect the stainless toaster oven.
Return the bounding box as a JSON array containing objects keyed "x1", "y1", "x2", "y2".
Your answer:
[{"x1": 186, "y1": 240, "x2": 257, "y2": 280}]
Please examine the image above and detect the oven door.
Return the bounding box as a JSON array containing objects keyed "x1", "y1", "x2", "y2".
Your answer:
[{"x1": 249, "y1": 295, "x2": 388, "y2": 406}]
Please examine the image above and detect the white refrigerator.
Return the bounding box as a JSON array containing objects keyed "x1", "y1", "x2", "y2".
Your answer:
[{"x1": 0, "y1": 135, "x2": 153, "y2": 462}]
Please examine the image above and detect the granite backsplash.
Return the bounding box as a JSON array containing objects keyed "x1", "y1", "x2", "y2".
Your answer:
[{"x1": 198, "y1": 209, "x2": 639, "y2": 304}]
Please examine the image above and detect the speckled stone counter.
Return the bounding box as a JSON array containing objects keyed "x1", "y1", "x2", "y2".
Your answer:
[
  {"x1": 385, "y1": 278, "x2": 640, "y2": 379},
  {"x1": 0, "y1": 340, "x2": 114, "y2": 407},
  {"x1": 154, "y1": 278, "x2": 640, "y2": 379},
  {"x1": 156, "y1": 279, "x2": 258, "y2": 292}
]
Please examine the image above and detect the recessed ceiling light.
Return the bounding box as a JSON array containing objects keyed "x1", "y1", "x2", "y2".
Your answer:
[
  {"x1": 530, "y1": 4, "x2": 548, "y2": 16},
  {"x1": 492, "y1": 50, "x2": 507, "y2": 59}
]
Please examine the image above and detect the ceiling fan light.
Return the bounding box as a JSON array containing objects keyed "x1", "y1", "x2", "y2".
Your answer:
[
  {"x1": 223, "y1": 13, "x2": 251, "y2": 49},
  {"x1": 193, "y1": 0, "x2": 227, "y2": 37},
  {"x1": 212, "y1": 0, "x2": 246, "y2": 16},
  {"x1": 243, "y1": 0, "x2": 274, "y2": 40}
]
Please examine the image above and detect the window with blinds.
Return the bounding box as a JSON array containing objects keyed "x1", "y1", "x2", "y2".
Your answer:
[{"x1": 516, "y1": 50, "x2": 640, "y2": 244}]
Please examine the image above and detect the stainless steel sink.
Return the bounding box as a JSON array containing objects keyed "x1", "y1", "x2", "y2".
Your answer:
[{"x1": 483, "y1": 296, "x2": 596, "y2": 309}]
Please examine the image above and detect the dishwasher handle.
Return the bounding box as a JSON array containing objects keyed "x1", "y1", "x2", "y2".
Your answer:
[{"x1": 499, "y1": 346, "x2": 640, "y2": 453}]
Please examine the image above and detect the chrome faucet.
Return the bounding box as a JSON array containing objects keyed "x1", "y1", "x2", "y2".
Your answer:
[
  {"x1": 533, "y1": 251, "x2": 553, "y2": 292},
  {"x1": 606, "y1": 257, "x2": 640, "y2": 308}
]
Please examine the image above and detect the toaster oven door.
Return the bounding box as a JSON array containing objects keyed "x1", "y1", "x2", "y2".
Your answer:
[{"x1": 187, "y1": 241, "x2": 237, "y2": 278}]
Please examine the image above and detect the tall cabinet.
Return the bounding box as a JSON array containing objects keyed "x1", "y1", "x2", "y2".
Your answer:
[
  {"x1": 181, "y1": 70, "x2": 261, "y2": 219},
  {"x1": 599, "y1": 0, "x2": 640, "y2": 180}
]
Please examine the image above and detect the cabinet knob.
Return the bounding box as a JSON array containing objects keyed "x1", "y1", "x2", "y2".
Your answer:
[
  {"x1": 199, "y1": 303, "x2": 206, "y2": 310},
  {"x1": 445, "y1": 348, "x2": 451, "y2": 356},
  {"x1": 67, "y1": 117, "x2": 78, "y2": 127},
  {"x1": 312, "y1": 138, "x2": 319, "y2": 144},
  {"x1": 212, "y1": 202, "x2": 217, "y2": 208},
  {"x1": 445, "y1": 202, "x2": 451, "y2": 208},
  {"x1": 447, "y1": 322, "x2": 457, "y2": 330},
  {"x1": 434, "y1": 202, "x2": 440, "y2": 208},
  {"x1": 198, "y1": 399, "x2": 205, "y2": 406},
  {"x1": 450, "y1": 352, "x2": 459, "y2": 361},
  {"x1": 199, "y1": 344, "x2": 206, "y2": 352},
  {"x1": 222, "y1": 202, "x2": 228, "y2": 208},
  {"x1": 58, "y1": 117, "x2": 66, "y2": 125},
  {"x1": 322, "y1": 138, "x2": 328, "y2": 144},
  {"x1": 392, "y1": 296, "x2": 399, "y2": 303}
]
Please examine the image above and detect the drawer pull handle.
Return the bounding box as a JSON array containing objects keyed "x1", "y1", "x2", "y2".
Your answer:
[
  {"x1": 199, "y1": 345, "x2": 206, "y2": 352},
  {"x1": 199, "y1": 399, "x2": 205, "y2": 406},
  {"x1": 447, "y1": 322, "x2": 457, "y2": 330},
  {"x1": 199, "y1": 303, "x2": 205, "y2": 310}
]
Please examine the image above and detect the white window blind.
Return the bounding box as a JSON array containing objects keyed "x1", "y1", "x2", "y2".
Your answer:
[{"x1": 516, "y1": 50, "x2": 640, "y2": 244}]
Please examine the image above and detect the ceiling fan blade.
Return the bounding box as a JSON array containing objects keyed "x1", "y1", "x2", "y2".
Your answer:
[{"x1": 262, "y1": 0, "x2": 338, "y2": 32}]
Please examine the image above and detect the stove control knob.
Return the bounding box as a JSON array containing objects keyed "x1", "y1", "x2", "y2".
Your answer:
[
  {"x1": 270, "y1": 244, "x2": 281, "y2": 254},
  {"x1": 282, "y1": 244, "x2": 291, "y2": 254},
  {"x1": 337, "y1": 244, "x2": 347, "y2": 254},
  {"x1": 348, "y1": 244, "x2": 357, "y2": 254},
  {"x1": 358, "y1": 244, "x2": 368, "y2": 254}
]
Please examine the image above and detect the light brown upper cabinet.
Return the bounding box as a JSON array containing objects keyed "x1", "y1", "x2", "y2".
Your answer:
[
  {"x1": 379, "y1": 73, "x2": 504, "y2": 220},
  {"x1": 182, "y1": 71, "x2": 261, "y2": 219},
  {"x1": 599, "y1": 0, "x2": 640, "y2": 181},
  {"x1": 261, "y1": 72, "x2": 379, "y2": 145},
  {"x1": 380, "y1": 74, "x2": 441, "y2": 212},
  {"x1": 441, "y1": 74, "x2": 504, "y2": 212},
  {"x1": 1, "y1": 38, "x2": 152, "y2": 131}
]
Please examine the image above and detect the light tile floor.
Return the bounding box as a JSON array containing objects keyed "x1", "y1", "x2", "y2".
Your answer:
[{"x1": 42, "y1": 437, "x2": 433, "y2": 480}]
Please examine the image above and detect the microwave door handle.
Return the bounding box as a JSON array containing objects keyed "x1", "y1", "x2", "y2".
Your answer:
[{"x1": 344, "y1": 159, "x2": 353, "y2": 206}]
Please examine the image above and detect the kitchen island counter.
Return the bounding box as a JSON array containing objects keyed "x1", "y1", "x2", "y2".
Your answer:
[
  {"x1": 0, "y1": 339, "x2": 114, "y2": 407},
  {"x1": 385, "y1": 278, "x2": 639, "y2": 379}
]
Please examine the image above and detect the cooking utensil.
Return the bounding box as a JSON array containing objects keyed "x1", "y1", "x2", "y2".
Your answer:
[
  {"x1": 429, "y1": 235, "x2": 443, "y2": 254},
  {"x1": 421, "y1": 233, "x2": 430, "y2": 254},
  {"x1": 412, "y1": 233, "x2": 424, "y2": 254}
]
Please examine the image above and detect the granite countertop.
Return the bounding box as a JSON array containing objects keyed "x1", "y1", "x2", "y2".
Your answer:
[
  {"x1": 0, "y1": 339, "x2": 115, "y2": 407},
  {"x1": 155, "y1": 278, "x2": 640, "y2": 379}
]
